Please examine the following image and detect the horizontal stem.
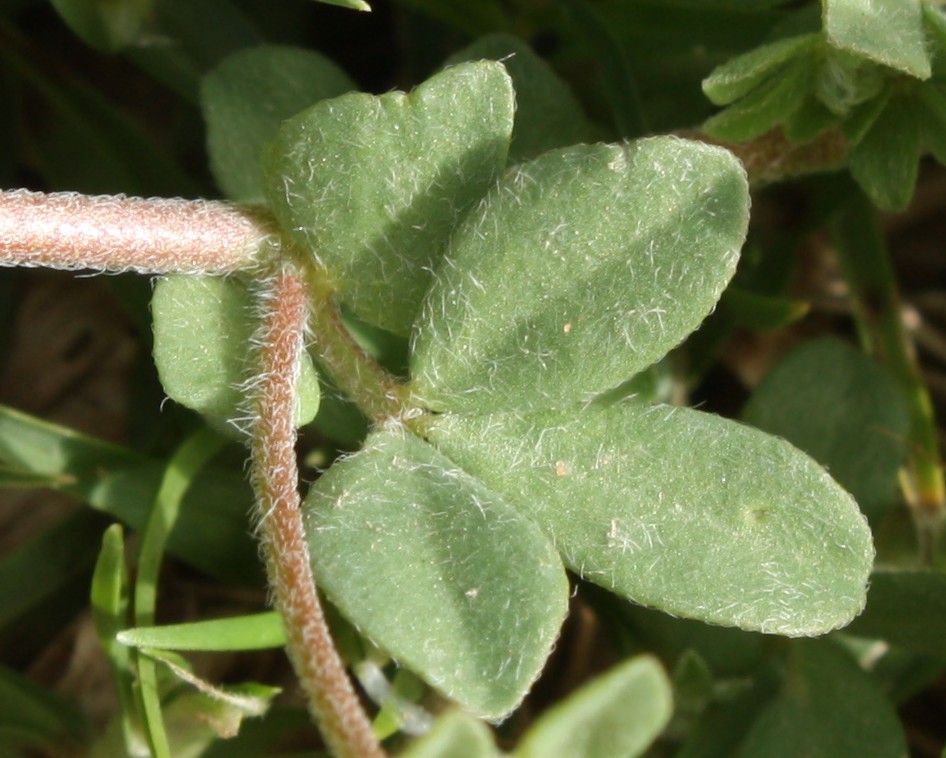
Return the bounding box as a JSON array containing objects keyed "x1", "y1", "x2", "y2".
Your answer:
[{"x1": 0, "y1": 189, "x2": 276, "y2": 274}]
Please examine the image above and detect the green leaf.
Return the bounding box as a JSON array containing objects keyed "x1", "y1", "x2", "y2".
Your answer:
[
  {"x1": 742, "y1": 338, "x2": 908, "y2": 521},
  {"x1": 304, "y1": 430, "x2": 569, "y2": 719},
  {"x1": 813, "y1": 48, "x2": 885, "y2": 117},
  {"x1": 915, "y1": 84, "x2": 946, "y2": 167},
  {"x1": 310, "y1": 0, "x2": 370, "y2": 10},
  {"x1": 447, "y1": 34, "x2": 594, "y2": 163},
  {"x1": 702, "y1": 57, "x2": 812, "y2": 142},
  {"x1": 201, "y1": 45, "x2": 355, "y2": 203},
  {"x1": 0, "y1": 405, "x2": 260, "y2": 584},
  {"x1": 49, "y1": 0, "x2": 152, "y2": 53},
  {"x1": 428, "y1": 403, "x2": 874, "y2": 636},
  {"x1": 702, "y1": 33, "x2": 818, "y2": 105},
  {"x1": 845, "y1": 571, "x2": 946, "y2": 659},
  {"x1": 0, "y1": 511, "x2": 104, "y2": 638},
  {"x1": 264, "y1": 61, "x2": 515, "y2": 336},
  {"x1": 513, "y1": 655, "x2": 672, "y2": 758},
  {"x1": 823, "y1": 0, "x2": 931, "y2": 80},
  {"x1": 737, "y1": 640, "x2": 907, "y2": 757},
  {"x1": 0, "y1": 665, "x2": 89, "y2": 755},
  {"x1": 90, "y1": 524, "x2": 141, "y2": 757},
  {"x1": 848, "y1": 94, "x2": 920, "y2": 211},
  {"x1": 401, "y1": 711, "x2": 498, "y2": 758},
  {"x1": 134, "y1": 427, "x2": 229, "y2": 758},
  {"x1": 118, "y1": 612, "x2": 285, "y2": 652},
  {"x1": 411, "y1": 138, "x2": 748, "y2": 414},
  {"x1": 151, "y1": 275, "x2": 320, "y2": 429}
]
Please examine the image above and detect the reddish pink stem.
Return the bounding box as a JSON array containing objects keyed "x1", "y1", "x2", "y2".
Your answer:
[
  {"x1": 0, "y1": 189, "x2": 275, "y2": 274},
  {"x1": 250, "y1": 264, "x2": 385, "y2": 758}
]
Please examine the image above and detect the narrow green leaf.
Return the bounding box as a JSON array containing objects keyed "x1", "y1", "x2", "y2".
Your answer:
[
  {"x1": 49, "y1": 0, "x2": 151, "y2": 53},
  {"x1": 201, "y1": 45, "x2": 355, "y2": 202},
  {"x1": 0, "y1": 405, "x2": 260, "y2": 584},
  {"x1": 401, "y1": 711, "x2": 498, "y2": 758},
  {"x1": 742, "y1": 337, "x2": 908, "y2": 521},
  {"x1": 513, "y1": 655, "x2": 672, "y2": 758},
  {"x1": 702, "y1": 57, "x2": 812, "y2": 142},
  {"x1": 134, "y1": 427, "x2": 229, "y2": 758},
  {"x1": 845, "y1": 571, "x2": 946, "y2": 659},
  {"x1": 737, "y1": 640, "x2": 907, "y2": 757},
  {"x1": 447, "y1": 34, "x2": 594, "y2": 163},
  {"x1": 824, "y1": 0, "x2": 931, "y2": 80},
  {"x1": 264, "y1": 61, "x2": 515, "y2": 335},
  {"x1": 304, "y1": 430, "x2": 569, "y2": 719},
  {"x1": 310, "y1": 0, "x2": 370, "y2": 9},
  {"x1": 429, "y1": 403, "x2": 874, "y2": 636},
  {"x1": 118, "y1": 612, "x2": 285, "y2": 652},
  {"x1": 151, "y1": 275, "x2": 320, "y2": 429},
  {"x1": 848, "y1": 94, "x2": 920, "y2": 211},
  {"x1": 90, "y1": 524, "x2": 141, "y2": 757},
  {"x1": 411, "y1": 137, "x2": 748, "y2": 414},
  {"x1": 702, "y1": 33, "x2": 818, "y2": 105}
]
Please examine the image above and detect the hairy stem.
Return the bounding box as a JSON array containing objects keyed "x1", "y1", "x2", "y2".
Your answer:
[
  {"x1": 250, "y1": 264, "x2": 385, "y2": 758},
  {"x1": 0, "y1": 189, "x2": 277, "y2": 274},
  {"x1": 301, "y1": 257, "x2": 414, "y2": 425}
]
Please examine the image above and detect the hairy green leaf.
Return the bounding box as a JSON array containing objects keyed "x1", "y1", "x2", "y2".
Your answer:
[
  {"x1": 823, "y1": 0, "x2": 930, "y2": 80},
  {"x1": 304, "y1": 430, "x2": 568, "y2": 719},
  {"x1": 702, "y1": 33, "x2": 818, "y2": 105},
  {"x1": 411, "y1": 138, "x2": 748, "y2": 414},
  {"x1": 151, "y1": 275, "x2": 320, "y2": 429},
  {"x1": 429, "y1": 403, "x2": 874, "y2": 636},
  {"x1": 264, "y1": 61, "x2": 514, "y2": 335},
  {"x1": 743, "y1": 338, "x2": 908, "y2": 521},
  {"x1": 201, "y1": 45, "x2": 355, "y2": 203},
  {"x1": 737, "y1": 641, "x2": 907, "y2": 757},
  {"x1": 513, "y1": 655, "x2": 672, "y2": 758}
]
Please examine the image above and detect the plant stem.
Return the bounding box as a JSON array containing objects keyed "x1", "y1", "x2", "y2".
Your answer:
[
  {"x1": 300, "y1": 257, "x2": 414, "y2": 425},
  {"x1": 693, "y1": 127, "x2": 848, "y2": 186},
  {"x1": 0, "y1": 189, "x2": 277, "y2": 274},
  {"x1": 249, "y1": 263, "x2": 386, "y2": 758},
  {"x1": 830, "y1": 189, "x2": 945, "y2": 562}
]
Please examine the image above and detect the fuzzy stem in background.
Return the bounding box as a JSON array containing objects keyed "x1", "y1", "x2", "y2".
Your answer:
[
  {"x1": 0, "y1": 189, "x2": 277, "y2": 274},
  {"x1": 250, "y1": 263, "x2": 385, "y2": 758},
  {"x1": 301, "y1": 257, "x2": 413, "y2": 425},
  {"x1": 831, "y1": 189, "x2": 946, "y2": 562}
]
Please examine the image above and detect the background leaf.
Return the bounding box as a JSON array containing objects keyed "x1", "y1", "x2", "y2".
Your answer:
[
  {"x1": 447, "y1": 34, "x2": 594, "y2": 163},
  {"x1": 411, "y1": 137, "x2": 748, "y2": 414},
  {"x1": 845, "y1": 571, "x2": 946, "y2": 659},
  {"x1": 264, "y1": 60, "x2": 515, "y2": 336},
  {"x1": 429, "y1": 402, "x2": 874, "y2": 636},
  {"x1": 742, "y1": 337, "x2": 908, "y2": 522},
  {"x1": 151, "y1": 275, "x2": 320, "y2": 429},
  {"x1": 201, "y1": 45, "x2": 355, "y2": 203},
  {"x1": 118, "y1": 612, "x2": 285, "y2": 652},
  {"x1": 736, "y1": 640, "x2": 907, "y2": 757},
  {"x1": 304, "y1": 430, "x2": 569, "y2": 719},
  {"x1": 400, "y1": 711, "x2": 498, "y2": 758},
  {"x1": 513, "y1": 655, "x2": 673, "y2": 758}
]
